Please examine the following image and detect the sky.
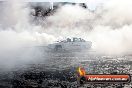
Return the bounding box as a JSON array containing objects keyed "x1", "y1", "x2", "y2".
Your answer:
[
  {"x1": 3, "y1": 0, "x2": 105, "y2": 3},
  {"x1": 85, "y1": 0, "x2": 106, "y2": 10}
]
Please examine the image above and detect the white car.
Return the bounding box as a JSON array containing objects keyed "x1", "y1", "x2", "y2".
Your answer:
[{"x1": 47, "y1": 37, "x2": 92, "y2": 52}]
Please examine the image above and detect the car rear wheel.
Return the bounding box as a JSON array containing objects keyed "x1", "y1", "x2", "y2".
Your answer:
[{"x1": 54, "y1": 45, "x2": 62, "y2": 51}]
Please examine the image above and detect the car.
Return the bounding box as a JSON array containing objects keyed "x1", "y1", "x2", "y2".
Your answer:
[{"x1": 47, "y1": 37, "x2": 92, "y2": 52}]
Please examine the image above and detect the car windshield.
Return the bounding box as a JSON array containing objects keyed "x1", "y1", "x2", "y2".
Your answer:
[{"x1": 73, "y1": 38, "x2": 81, "y2": 42}]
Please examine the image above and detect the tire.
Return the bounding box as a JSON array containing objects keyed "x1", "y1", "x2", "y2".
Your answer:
[{"x1": 54, "y1": 45, "x2": 62, "y2": 51}]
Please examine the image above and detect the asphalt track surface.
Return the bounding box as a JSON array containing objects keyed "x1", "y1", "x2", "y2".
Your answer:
[{"x1": 0, "y1": 49, "x2": 132, "y2": 88}]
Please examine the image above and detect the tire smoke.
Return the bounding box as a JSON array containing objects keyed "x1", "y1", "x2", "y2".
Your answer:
[{"x1": 0, "y1": 0, "x2": 132, "y2": 70}]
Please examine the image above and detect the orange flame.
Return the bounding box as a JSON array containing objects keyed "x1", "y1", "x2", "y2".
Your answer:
[{"x1": 78, "y1": 67, "x2": 86, "y2": 76}]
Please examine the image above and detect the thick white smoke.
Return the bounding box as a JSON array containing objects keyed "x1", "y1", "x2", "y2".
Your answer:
[
  {"x1": 0, "y1": 0, "x2": 56, "y2": 70},
  {"x1": 0, "y1": 0, "x2": 132, "y2": 70},
  {"x1": 89, "y1": 0, "x2": 132, "y2": 55},
  {"x1": 43, "y1": 0, "x2": 132, "y2": 55}
]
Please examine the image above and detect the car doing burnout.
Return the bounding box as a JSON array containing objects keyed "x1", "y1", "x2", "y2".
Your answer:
[{"x1": 47, "y1": 37, "x2": 92, "y2": 52}]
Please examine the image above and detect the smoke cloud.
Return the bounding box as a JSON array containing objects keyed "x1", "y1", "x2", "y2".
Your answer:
[
  {"x1": 0, "y1": 0, "x2": 56, "y2": 70},
  {"x1": 43, "y1": 0, "x2": 132, "y2": 55},
  {"x1": 0, "y1": 0, "x2": 132, "y2": 70},
  {"x1": 89, "y1": 0, "x2": 132, "y2": 55}
]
